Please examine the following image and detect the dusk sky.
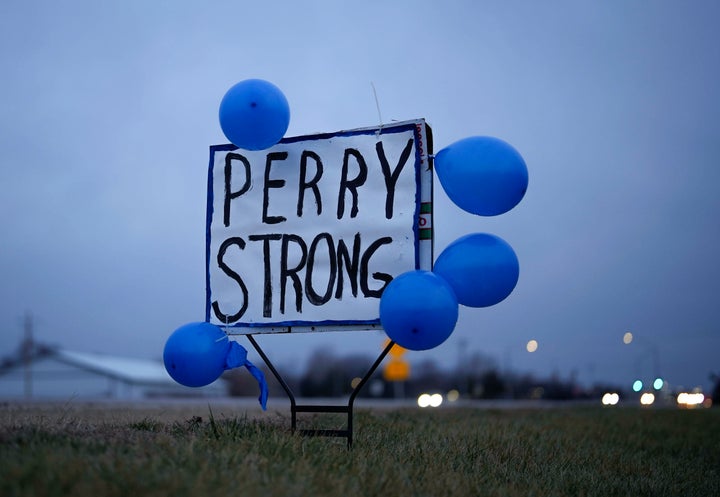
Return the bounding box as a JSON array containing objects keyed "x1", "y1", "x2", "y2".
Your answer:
[{"x1": 1, "y1": 1, "x2": 718, "y2": 393}]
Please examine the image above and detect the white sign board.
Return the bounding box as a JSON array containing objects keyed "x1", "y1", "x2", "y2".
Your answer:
[{"x1": 205, "y1": 119, "x2": 433, "y2": 333}]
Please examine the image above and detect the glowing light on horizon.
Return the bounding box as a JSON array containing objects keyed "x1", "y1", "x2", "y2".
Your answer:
[
  {"x1": 640, "y1": 392, "x2": 655, "y2": 405},
  {"x1": 602, "y1": 393, "x2": 620, "y2": 406},
  {"x1": 677, "y1": 392, "x2": 705, "y2": 407},
  {"x1": 417, "y1": 393, "x2": 443, "y2": 408}
]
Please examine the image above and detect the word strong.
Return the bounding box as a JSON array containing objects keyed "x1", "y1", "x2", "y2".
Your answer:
[{"x1": 206, "y1": 120, "x2": 433, "y2": 332}]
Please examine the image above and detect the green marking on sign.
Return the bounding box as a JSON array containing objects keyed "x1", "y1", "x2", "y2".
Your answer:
[{"x1": 419, "y1": 202, "x2": 432, "y2": 239}]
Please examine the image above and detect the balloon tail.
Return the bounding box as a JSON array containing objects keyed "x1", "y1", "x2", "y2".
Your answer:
[
  {"x1": 245, "y1": 360, "x2": 269, "y2": 410},
  {"x1": 225, "y1": 341, "x2": 248, "y2": 369},
  {"x1": 224, "y1": 341, "x2": 268, "y2": 410}
]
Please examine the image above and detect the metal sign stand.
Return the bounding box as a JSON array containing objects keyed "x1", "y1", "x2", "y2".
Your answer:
[{"x1": 247, "y1": 335, "x2": 395, "y2": 448}]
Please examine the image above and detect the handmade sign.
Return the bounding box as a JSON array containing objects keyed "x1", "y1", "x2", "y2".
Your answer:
[
  {"x1": 164, "y1": 78, "x2": 528, "y2": 406},
  {"x1": 206, "y1": 120, "x2": 433, "y2": 332}
]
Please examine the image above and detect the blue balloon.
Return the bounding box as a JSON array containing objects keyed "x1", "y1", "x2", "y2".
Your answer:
[
  {"x1": 379, "y1": 270, "x2": 459, "y2": 351},
  {"x1": 219, "y1": 79, "x2": 290, "y2": 151},
  {"x1": 163, "y1": 322, "x2": 229, "y2": 387},
  {"x1": 434, "y1": 136, "x2": 528, "y2": 216},
  {"x1": 433, "y1": 233, "x2": 519, "y2": 308}
]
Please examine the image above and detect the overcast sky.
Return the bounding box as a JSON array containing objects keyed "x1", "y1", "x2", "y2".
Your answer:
[{"x1": 1, "y1": 1, "x2": 718, "y2": 392}]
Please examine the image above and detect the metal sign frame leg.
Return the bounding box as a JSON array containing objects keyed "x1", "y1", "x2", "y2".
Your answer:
[{"x1": 246, "y1": 335, "x2": 395, "y2": 448}]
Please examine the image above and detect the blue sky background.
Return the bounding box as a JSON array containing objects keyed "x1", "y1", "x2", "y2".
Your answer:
[{"x1": 1, "y1": 1, "x2": 718, "y2": 392}]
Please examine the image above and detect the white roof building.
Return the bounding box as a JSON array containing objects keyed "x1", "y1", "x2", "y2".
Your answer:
[{"x1": 0, "y1": 345, "x2": 226, "y2": 400}]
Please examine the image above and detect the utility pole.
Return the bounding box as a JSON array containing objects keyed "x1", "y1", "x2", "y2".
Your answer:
[
  {"x1": 623, "y1": 331, "x2": 663, "y2": 390},
  {"x1": 22, "y1": 312, "x2": 34, "y2": 399}
]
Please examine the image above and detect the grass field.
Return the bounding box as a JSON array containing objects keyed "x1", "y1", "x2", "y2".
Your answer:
[{"x1": 1, "y1": 402, "x2": 719, "y2": 497}]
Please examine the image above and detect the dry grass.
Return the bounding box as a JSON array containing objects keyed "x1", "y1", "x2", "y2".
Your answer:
[{"x1": 1, "y1": 401, "x2": 719, "y2": 497}]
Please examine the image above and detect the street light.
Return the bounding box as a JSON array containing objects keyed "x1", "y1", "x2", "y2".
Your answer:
[{"x1": 622, "y1": 331, "x2": 662, "y2": 384}]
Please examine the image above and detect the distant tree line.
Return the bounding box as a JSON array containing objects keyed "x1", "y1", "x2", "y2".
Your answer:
[{"x1": 222, "y1": 347, "x2": 626, "y2": 401}]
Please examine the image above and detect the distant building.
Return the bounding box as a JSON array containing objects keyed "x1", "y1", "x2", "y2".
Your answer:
[{"x1": 0, "y1": 343, "x2": 226, "y2": 400}]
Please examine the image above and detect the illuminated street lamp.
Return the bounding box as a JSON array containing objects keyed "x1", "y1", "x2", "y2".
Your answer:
[{"x1": 623, "y1": 331, "x2": 662, "y2": 386}]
